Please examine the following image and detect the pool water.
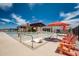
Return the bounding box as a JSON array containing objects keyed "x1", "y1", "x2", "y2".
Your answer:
[
  {"x1": 5, "y1": 32, "x2": 79, "y2": 49},
  {"x1": 5, "y1": 32, "x2": 52, "y2": 49}
]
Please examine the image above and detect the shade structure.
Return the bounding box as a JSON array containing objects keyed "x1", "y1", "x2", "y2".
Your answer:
[
  {"x1": 48, "y1": 22, "x2": 69, "y2": 26},
  {"x1": 48, "y1": 22, "x2": 69, "y2": 31}
]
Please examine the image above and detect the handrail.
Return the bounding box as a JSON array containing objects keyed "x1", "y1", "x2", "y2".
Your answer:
[
  {"x1": 17, "y1": 32, "x2": 34, "y2": 48},
  {"x1": 25, "y1": 35, "x2": 34, "y2": 48}
]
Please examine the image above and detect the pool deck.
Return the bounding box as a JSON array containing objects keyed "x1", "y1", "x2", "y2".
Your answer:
[{"x1": 0, "y1": 32, "x2": 62, "y2": 56}]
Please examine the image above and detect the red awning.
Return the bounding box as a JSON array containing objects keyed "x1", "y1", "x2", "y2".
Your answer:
[
  {"x1": 48, "y1": 22, "x2": 69, "y2": 31},
  {"x1": 48, "y1": 22, "x2": 69, "y2": 26}
]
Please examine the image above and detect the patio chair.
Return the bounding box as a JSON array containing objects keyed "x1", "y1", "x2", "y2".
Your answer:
[
  {"x1": 60, "y1": 45, "x2": 79, "y2": 56},
  {"x1": 56, "y1": 34, "x2": 79, "y2": 56}
]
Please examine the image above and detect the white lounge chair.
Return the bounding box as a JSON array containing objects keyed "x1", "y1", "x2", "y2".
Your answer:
[
  {"x1": 33, "y1": 37, "x2": 43, "y2": 43},
  {"x1": 50, "y1": 33, "x2": 65, "y2": 40}
]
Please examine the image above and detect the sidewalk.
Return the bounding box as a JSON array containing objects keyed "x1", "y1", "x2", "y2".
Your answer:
[{"x1": 0, "y1": 32, "x2": 61, "y2": 56}]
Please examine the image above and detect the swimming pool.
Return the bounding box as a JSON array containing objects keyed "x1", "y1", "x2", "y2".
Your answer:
[
  {"x1": 5, "y1": 32, "x2": 52, "y2": 49},
  {"x1": 5, "y1": 31, "x2": 79, "y2": 49}
]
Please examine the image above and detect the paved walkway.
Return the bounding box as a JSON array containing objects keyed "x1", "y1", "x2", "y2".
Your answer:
[{"x1": 0, "y1": 32, "x2": 62, "y2": 56}]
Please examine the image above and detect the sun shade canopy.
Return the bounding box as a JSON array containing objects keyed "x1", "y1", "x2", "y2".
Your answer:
[
  {"x1": 48, "y1": 22, "x2": 69, "y2": 31},
  {"x1": 48, "y1": 22, "x2": 69, "y2": 26}
]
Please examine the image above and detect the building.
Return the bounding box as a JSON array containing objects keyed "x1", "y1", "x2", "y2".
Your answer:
[
  {"x1": 17, "y1": 23, "x2": 30, "y2": 32},
  {"x1": 72, "y1": 25, "x2": 79, "y2": 41},
  {"x1": 30, "y1": 22, "x2": 46, "y2": 32}
]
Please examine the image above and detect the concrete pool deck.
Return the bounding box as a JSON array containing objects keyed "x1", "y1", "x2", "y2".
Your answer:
[{"x1": 0, "y1": 32, "x2": 62, "y2": 56}]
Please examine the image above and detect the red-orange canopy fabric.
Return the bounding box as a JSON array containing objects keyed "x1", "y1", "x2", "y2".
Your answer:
[
  {"x1": 48, "y1": 22, "x2": 69, "y2": 26},
  {"x1": 48, "y1": 22, "x2": 69, "y2": 31}
]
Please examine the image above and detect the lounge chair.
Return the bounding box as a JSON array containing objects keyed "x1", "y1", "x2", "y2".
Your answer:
[
  {"x1": 61, "y1": 45, "x2": 79, "y2": 56},
  {"x1": 33, "y1": 37, "x2": 43, "y2": 43},
  {"x1": 56, "y1": 33, "x2": 79, "y2": 56}
]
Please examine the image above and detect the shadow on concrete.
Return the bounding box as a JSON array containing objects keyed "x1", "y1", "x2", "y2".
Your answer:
[{"x1": 44, "y1": 38, "x2": 61, "y2": 42}]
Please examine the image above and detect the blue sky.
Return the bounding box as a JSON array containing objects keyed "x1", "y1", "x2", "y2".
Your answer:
[{"x1": 0, "y1": 3, "x2": 79, "y2": 29}]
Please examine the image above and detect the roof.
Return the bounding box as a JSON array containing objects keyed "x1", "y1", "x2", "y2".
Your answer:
[
  {"x1": 48, "y1": 22, "x2": 69, "y2": 26},
  {"x1": 30, "y1": 22, "x2": 46, "y2": 27}
]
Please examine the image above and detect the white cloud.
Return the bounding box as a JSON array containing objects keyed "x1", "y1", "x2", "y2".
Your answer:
[
  {"x1": 60, "y1": 11, "x2": 73, "y2": 18},
  {"x1": 32, "y1": 16, "x2": 35, "y2": 19},
  {"x1": 1, "y1": 18, "x2": 11, "y2": 22},
  {"x1": 38, "y1": 20, "x2": 43, "y2": 22},
  {"x1": 74, "y1": 4, "x2": 79, "y2": 9},
  {"x1": 32, "y1": 16, "x2": 37, "y2": 21},
  {"x1": 28, "y1": 3, "x2": 36, "y2": 10},
  {"x1": 0, "y1": 22, "x2": 5, "y2": 24},
  {"x1": 60, "y1": 11, "x2": 79, "y2": 20},
  {"x1": 0, "y1": 18, "x2": 18, "y2": 25},
  {"x1": 26, "y1": 21, "x2": 30, "y2": 24},
  {"x1": 61, "y1": 4, "x2": 79, "y2": 28},
  {"x1": 11, "y1": 13, "x2": 28, "y2": 25},
  {"x1": 61, "y1": 18, "x2": 79, "y2": 28},
  {"x1": 32, "y1": 16, "x2": 43, "y2": 23},
  {"x1": 61, "y1": 10, "x2": 79, "y2": 21},
  {"x1": 28, "y1": 3, "x2": 43, "y2": 10},
  {"x1": 0, "y1": 3, "x2": 13, "y2": 10},
  {"x1": 64, "y1": 13, "x2": 78, "y2": 20},
  {"x1": 60, "y1": 12, "x2": 65, "y2": 17}
]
